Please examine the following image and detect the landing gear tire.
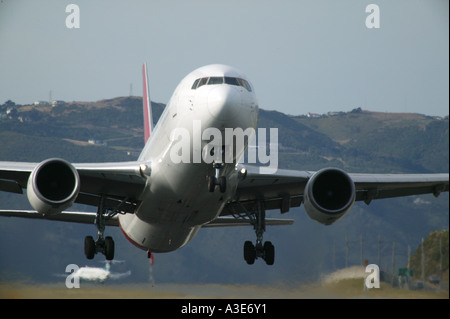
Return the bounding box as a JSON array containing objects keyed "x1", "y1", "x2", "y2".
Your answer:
[
  {"x1": 244, "y1": 241, "x2": 256, "y2": 265},
  {"x1": 218, "y1": 176, "x2": 226, "y2": 193},
  {"x1": 242, "y1": 200, "x2": 276, "y2": 265},
  {"x1": 208, "y1": 176, "x2": 216, "y2": 192},
  {"x1": 84, "y1": 196, "x2": 117, "y2": 260},
  {"x1": 208, "y1": 175, "x2": 226, "y2": 193},
  {"x1": 105, "y1": 236, "x2": 115, "y2": 261},
  {"x1": 84, "y1": 236, "x2": 95, "y2": 260},
  {"x1": 243, "y1": 241, "x2": 275, "y2": 265},
  {"x1": 263, "y1": 241, "x2": 275, "y2": 266}
]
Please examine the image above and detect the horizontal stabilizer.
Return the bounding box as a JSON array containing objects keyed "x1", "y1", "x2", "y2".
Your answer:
[{"x1": 202, "y1": 217, "x2": 294, "y2": 228}]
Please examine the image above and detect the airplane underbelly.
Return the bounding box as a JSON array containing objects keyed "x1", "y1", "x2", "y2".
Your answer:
[
  {"x1": 118, "y1": 213, "x2": 200, "y2": 252},
  {"x1": 118, "y1": 160, "x2": 237, "y2": 252},
  {"x1": 138, "y1": 160, "x2": 235, "y2": 226}
]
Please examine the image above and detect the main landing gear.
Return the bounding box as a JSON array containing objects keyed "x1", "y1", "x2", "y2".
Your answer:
[
  {"x1": 208, "y1": 162, "x2": 226, "y2": 193},
  {"x1": 84, "y1": 196, "x2": 115, "y2": 260},
  {"x1": 243, "y1": 201, "x2": 275, "y2": 265}
]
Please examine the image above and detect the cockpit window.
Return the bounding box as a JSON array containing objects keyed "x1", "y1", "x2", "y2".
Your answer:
[
  {"x1": 191, "y1": 79, "x2": 200, "y2": 90},
  {"x1": 224, "y1": 77, "x2": 239, "y2": 86},
  {"x1": 237, "y1": 78, "x2": 252, "y2": 92},
  {"x1": 208, "y1": 77, "x2": 224, "y2": 85},
  {"x1": 197, "y1": 77, "x2": 208, "y2": 89},
  {"x1": 192, "y1": 76, "x2": 252, "y2": 92}
]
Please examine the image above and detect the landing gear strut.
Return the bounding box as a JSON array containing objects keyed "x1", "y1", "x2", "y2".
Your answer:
[
  {"x1": 208, "y1": 162, "x2": 226, "y2": 193},
  {"x1": 243, "y1": 201, "x2": 275, "y2": 265},
  {"x1": 84, "y1": 196, "x2": 115, "y2": 260}
]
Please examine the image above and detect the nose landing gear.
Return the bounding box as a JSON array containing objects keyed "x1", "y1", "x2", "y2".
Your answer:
[{"x1": 208, "y1": 162, "x2": 226, "y2": 193}]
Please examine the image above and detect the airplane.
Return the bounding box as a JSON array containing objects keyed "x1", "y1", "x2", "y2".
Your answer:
[
  {"x1": 63, "y1": 261, "x2": 131, "y2": 283},
  {"x1": 0, "y1": 64, "x2": 448, "y2": 265}
]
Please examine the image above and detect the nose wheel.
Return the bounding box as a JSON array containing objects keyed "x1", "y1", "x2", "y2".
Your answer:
[{"x1": 208, "y1": 162, "x2": 226, "y2": 193}]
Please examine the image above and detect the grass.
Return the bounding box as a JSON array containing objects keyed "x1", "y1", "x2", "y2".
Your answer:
[{"x1": 1, "y1": 280, "x2": 447, "y2": 299}]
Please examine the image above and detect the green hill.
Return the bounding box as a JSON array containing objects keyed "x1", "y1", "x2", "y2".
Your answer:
[
  {"x1": 3, "y1": 98, "x2": 448, "y2": 174},
  {"x1": 294, "y1": 109, "x2": 449, "y2": 173},
  {"x1": 0, "y1": 97, "x2": 448, "y2": 285}
]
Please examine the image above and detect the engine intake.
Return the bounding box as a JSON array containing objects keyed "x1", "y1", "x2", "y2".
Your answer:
[
  {"x1": 304, "y1": 168, "x2": 355, "y2": 225},
  {"x1": 27, "y1": 158, "x2": 80, "y2": 215}
]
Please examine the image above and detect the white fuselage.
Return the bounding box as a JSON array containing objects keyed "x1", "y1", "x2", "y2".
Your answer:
[{"x1": 118, "y1": 65, "x2": 258, "y2": 252}]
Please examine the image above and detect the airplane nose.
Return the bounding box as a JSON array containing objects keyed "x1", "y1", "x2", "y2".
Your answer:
[{"x1": 207, "y1": 85, "x2": 242, "y2": 121}]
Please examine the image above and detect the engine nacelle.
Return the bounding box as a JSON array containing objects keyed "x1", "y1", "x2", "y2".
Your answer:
[
  {"x1": 304, "y1": 167, "x2": 355, "y2": 225},
  {"x1": 27, "y1": 158, "x2": 80, "y2": 215}
]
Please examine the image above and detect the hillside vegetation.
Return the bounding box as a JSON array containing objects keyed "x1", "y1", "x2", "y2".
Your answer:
[
  {"x1": 294, "y1": 109, "x2": 449, "y2": 173},
  {"x1": 409, "y1": 230, "x2": 449, "y2": 282},
  {"x1": 2, "y1": 98, "x2": 448, "y2": 174},
  {"x1": 0, "y1": 97, "x2": 448, "y2": 285}
]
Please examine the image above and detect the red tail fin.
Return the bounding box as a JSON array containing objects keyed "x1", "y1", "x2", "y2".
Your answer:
[{"x1": 142, "y1": 63, "x2": 153, "y2": 143}]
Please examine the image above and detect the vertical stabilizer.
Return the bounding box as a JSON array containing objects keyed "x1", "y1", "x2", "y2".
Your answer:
[{"x1": 142, "y1": 63, "x2": 153, "y2": 143}]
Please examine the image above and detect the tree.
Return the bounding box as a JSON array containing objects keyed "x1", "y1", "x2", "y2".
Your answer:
[{"x1": 3, "y1": 100, "x2": 16, "y2": 108}]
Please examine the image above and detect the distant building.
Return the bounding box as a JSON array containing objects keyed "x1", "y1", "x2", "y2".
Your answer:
[
  {"x1": 127, "y1": 151, "x2": 141, "y2": 157},
  {"x1": 307, "y1": 112, "x2": 321, "y2": 118},
  {"x1": 88, "y1": 139, "x2": 107, "y2": 146},
  {"x1": 6, "y1": 108, "x2": 18, "y2": 116},
  {"x1": 34, "y1": 101, "x2": 49, "y2": 106},
  {"x1": 51, "y1": 100, "x2": 65, "y2": 107},
  {"x1": 327, "y1": 111, "x2": 343, "y2": 117}
]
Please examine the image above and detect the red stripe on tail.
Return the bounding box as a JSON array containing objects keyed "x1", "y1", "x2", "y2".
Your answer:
[{"x1": 142, "y1": 63, "x2": 152, "y2": 143}]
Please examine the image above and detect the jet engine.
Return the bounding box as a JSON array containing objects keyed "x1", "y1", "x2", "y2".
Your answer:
[
  {"x1": 303, "y1": 168, "x2": 355, "y2": 225},
  {"x1": 27, "y1": 158, "x2": 80, "y2": 215}
]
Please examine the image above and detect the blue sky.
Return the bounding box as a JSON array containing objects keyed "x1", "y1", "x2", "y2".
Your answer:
[{"x1": 0, "y1": 0, "x2": 448, "y2": 116}]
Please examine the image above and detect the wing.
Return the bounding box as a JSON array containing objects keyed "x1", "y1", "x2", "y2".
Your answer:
[
  {"x1": 223, "y1": 165, "x2": 312, "y2": 215},
  {"x1": 0, "y1": 160, "x2": 148, "y2": 213},
  {"x1": 350, "y1": 173, "x2": 449, "y2": 204},
  {"x1": 0, "y1": 209, "x2": 119, "y2": 226},
  {"x1": 223, "y1": 164, "x2": 449, "y2": 216}
]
